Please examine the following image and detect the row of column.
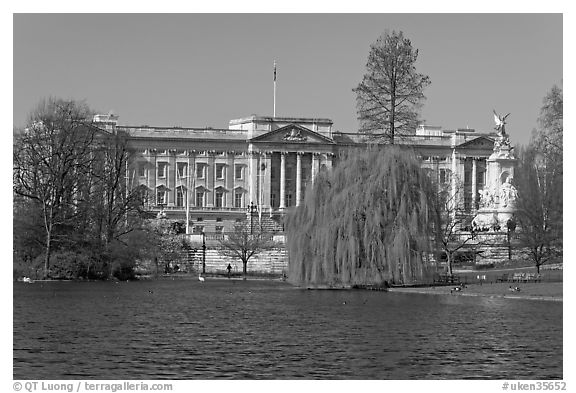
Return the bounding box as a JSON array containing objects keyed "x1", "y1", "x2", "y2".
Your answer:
[
  {"x1": 451, "y1": 151, "x2": 485, "y2": 213},
  {"x1": 249, "y1": 151, "x2": 334, "y2": 209}
]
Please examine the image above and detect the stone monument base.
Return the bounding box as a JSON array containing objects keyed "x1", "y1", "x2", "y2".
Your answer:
[{"x1": 472, "y1": 208, "x2": 514, "y2": 231}]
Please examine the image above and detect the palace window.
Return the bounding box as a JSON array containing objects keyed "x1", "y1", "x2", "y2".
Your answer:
[
  {"x1": 271, "y1": 193, "x2": 277, "y2": 207},
  {"x1": 138, "y1": 163, "x2": 146, "y2": 177},
  {"x1": 464, "y1": 192, "x2": 472, "y2": 211},
  {"x1": 234, "y1": 191, "x2": 243, "y2": 208},
  {"x1": 196, "y1": 164, "x2": 205, "y2": 179},
  {"x1": 215, "y1": 191, "x2": 224, "y2": 208},
  {"x1": 439, "y1": 169, "x2": 451, "y2": 184},
  {"x1": 177, "y1": 162, "x2": 188, "y2": 178},
  {"x1": 477, "y1": 170, "x2": 486, "y2": 188},
  {"x1": 157, "y1": 162, "x2": 168, "y2": 178},
  {"x1": 176, "y1": 187, "x2": 185, "y2": 207},
  {"x1": 192, "y1": 226, "x2": 204, "y2": 234},
  {"x1": 216, "y1": 164, "x2": 226, "y2": 180},
  {"x1": 286, "y1": 193, "x2": 293, "y2": 206},
  {"x1": 196, "y1": 192, "x2": 204, "y2": 207},
  {"x1": 464, "y1": 169, "x2": 472, "y2": 185},
  {"x1": 215, "y1": 226, "x2": 224, "y2": 234},
  {"x1": 136, "y1": 185, "x2": 149, "y2": 206},
  {"x1": 235, "y1": 164, "x2": 243, "y2": 180},
  {"x1": 156, "y1": 189, "x2": 166, "y2": 205}
]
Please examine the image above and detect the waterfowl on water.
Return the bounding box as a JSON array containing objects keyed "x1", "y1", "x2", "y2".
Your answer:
[
  {"x1": 450, "y1": 286, "x2": 462, "y2": 294},
  {"x1": 508, "y1": 286, "x2": 521, "y2": 292},
  {"x1": 198, "y1": 275, "x2": 205, "y2": 282}
]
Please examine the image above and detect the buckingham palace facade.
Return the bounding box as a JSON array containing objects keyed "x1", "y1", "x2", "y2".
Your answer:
[{"x1": 93, "y1": 113, "x2": 499, "y2": 234}]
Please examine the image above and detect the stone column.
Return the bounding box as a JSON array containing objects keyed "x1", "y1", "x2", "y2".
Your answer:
[
  {"x1": 261, "y1": 152, "x2": 272, "y2": 209},
  {"x1": 451, "y1": 148, "x2": 458, "y2": 215},
  {"x1": 296, "y1": 152, "x2": 303, "y2": 206},
  {"x1": 311, "y1": 153, "x2": 319, "y2": 184},
  {"x1": 326, "y1": 153, "x2": 333, "y2": 169},
  {"x1": 151, "y1": 150, "x2": 157, "y2": 205},
  {"x1": 249, "y1": 150, "x2": 258, "y2": 205},
  {"x1": 191, "y1": 151, "x2": 197, "y2": 207},
  {"x1": 226, "y1": 152, "x2": 234, "y2": 208},
  {"x1": 280, "y1": 152, "x2": 286, "y2": 209},
  {"x1": 206, "y1": 153, "x2": 215, "y2": 207},
  {"x1": 472, "y1": 158, "x2": 477, "y2": 212}
]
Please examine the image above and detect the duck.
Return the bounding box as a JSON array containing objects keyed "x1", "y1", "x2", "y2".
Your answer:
[
  {"x1": 450, "y1": 286, "x2": 462, "y2": 294},
  {"x1": 508, "y1": 286, "x2": 521, "y2": 292}
]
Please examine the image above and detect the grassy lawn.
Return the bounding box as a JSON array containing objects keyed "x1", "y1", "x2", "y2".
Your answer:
[{"x1": 390, "y1": 281, "x2": 563, "y2": 300}]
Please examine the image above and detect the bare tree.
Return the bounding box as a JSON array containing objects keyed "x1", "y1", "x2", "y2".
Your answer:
[
  {"x1": 218, "y1": 223, "x2": 276, "y2": 277},
  {"x1": 354, "y1": 30, "x2": 431, "y2": 144},
  {"x1": 428, "y1": 178, "x2": 479, "y2": 276},
  {"x1": 515, "y1": 149, "x2": 562, "y2": 273},
  {"x1": 514, "y1": 86, "x2": 562, "y2": 273},
  {"x1": 13, "y1": 99, "x2": 97, "y2": 278},
  {"x1": 89, "y1": 129, "x2": 144, "y2": 247}
]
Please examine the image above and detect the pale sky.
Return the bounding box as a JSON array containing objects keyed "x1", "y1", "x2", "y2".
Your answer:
[{"x1": 13, "y1": 13, "x2": 562, "y2": 147}]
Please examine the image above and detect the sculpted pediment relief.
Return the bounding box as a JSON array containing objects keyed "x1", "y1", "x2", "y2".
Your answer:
[
  {"x1": 250, "y1": 124, "x2": 335, "y2": 144},
  {"x1": 458, "y1": 136, "x2": 494, "y2": 150},
  {"x1": 283, "y1": 128, "x2": 307, "y2": 142}
]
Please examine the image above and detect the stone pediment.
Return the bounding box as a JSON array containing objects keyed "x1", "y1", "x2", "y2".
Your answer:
[
  {"x1": 250, "y1": 124, "x2": 335, "y2": 144},
  {"x1": 457, "y1": 136, "x2": 495, "y2": 150}
]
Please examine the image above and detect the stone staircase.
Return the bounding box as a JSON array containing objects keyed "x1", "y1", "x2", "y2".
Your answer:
[
  {"x1": 246, "y1": 211, "x2": 284, "y2": 233},
  {"x1": 182, "y1": 247, "x2": 288, "y2": 275},
  {"x1": 179, "y1": 233, "x2": 288, "y2": 274}
]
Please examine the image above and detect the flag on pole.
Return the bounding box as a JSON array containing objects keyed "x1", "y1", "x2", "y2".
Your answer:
[{"x1": 274, "y1": 61, "x2": 277, "y2": 82}]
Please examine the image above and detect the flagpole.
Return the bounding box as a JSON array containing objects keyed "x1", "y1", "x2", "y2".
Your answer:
[{"x1": 273, "y1": 60, "x2": 277, "y2": 118}]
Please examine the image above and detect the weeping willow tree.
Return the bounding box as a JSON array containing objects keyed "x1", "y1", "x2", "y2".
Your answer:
[{"x1": 285, "y1": 146, "x2": 433, "y2": 287}]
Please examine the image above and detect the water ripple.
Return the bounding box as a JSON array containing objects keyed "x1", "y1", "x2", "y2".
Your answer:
[{"x1": 13, "y1": 280, "x2": 562, "y2": 379}]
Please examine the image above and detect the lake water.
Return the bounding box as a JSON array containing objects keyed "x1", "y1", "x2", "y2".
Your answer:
[{"x1": 13, "y1": 279, "x2": 562, "y2": 379}]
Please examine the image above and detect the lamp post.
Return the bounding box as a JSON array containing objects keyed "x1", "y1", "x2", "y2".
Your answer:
[
  {"x1": 248, "y1": 201, "x2": 257, "y2": 234},
  {"x1": 507, "y1": 219, "x2": 516, "y2": 260},
  {"x1": 202, "y1": 231, "x2": 206, "y2": 274},
  {"x1": 185, "y1": 188, "x2": 190, "y2": 235}
]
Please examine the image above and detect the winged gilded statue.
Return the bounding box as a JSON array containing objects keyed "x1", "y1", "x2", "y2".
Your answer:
[{"x1": 493, "y1": 110, "x2": 510, "y2": 136}]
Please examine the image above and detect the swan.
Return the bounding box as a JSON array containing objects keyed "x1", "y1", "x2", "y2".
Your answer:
[{"x1": 198, "y1": 275, "x2": 205, "y2": 282}]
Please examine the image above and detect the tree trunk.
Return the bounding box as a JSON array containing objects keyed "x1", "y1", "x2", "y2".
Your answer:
[
  {"x1": 447, "y1": 252, "x2": 453, "y2": 276},
  {"x1": 243, "y1": 260, "x2": 247, "y2": 279},
  {"x1": 43, "y1": 206, "x2": 54, "y2": 279},
  {"x1": 44, "y1": 230, "x2": 52, "y2": 279}
]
